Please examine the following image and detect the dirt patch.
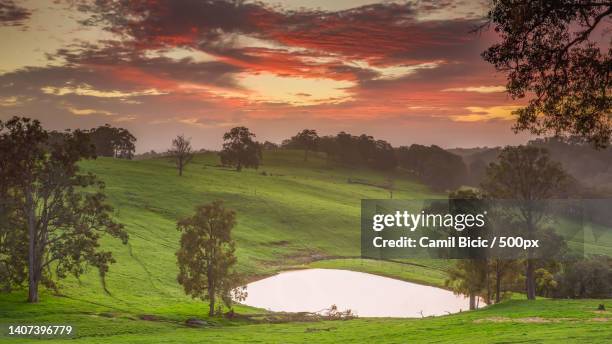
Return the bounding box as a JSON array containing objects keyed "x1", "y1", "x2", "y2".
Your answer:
[
  {"x1": 139, "y1": 314, "x2": 161, "y2": 321},
  {"x1": 591, "y1": 317, "x2": 611, "y2": 322},
  {"x1": 305, "y1": 327, "x2": 337, "y2": 333}
]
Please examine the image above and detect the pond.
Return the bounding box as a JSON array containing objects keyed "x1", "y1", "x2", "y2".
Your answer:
[{"x1": 241, "y1": 268, "x2": 476, "y2": 318}]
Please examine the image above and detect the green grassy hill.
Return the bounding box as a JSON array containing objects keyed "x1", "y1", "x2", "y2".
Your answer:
[{"x1": 1, "y1": 150, "x2": 610, "y2": 343}]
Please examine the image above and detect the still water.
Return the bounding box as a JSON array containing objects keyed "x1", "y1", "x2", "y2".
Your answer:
[{"x1": 242, "y1": 268, "x2": 475, "y2": 317}]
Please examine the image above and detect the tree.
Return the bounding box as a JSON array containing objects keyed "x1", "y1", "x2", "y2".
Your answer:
[
  {"x1": 482, "y1": 145, "x2": 569, "y2": 300},
  {"x1": 219, "y1": 127, "x2": 262, "y2": 171},
  {"x1": 555, "y1": 255, "x2": 612, "y2": 298},
  {"x1": 293, "y1": 129, "x2": 319, "y2": 161},
  {"x1": 0, "y1": 165, "x2": 27, "y2": 292},
  {"x1": 482, "y1": 1, "x2": 612, "y2": 148},
  {"x1": 169, "y1": 135, "x2": 193, "y2": 176},
  {"x1": 372, "y1": 140, "x2": 397, "y2": 170},
  {"x1": 490, "y1": 259, "x2": 522, "y2": 303},
  {"x1": 445, "y1": 188, "x2": 489, "y2": 309},
  {"x1": 176, "y1": 201, "x2": 245, "y2": 316},
  {"x1": 88, "y1": 124, "x2": 136, "y2": 159},
  {"x1": 0, "y1": 117, "x2": 128, "y2": 302},
  {"x1": 446, "y1": 259, "x2": 488, "y2": 310},
  {"x1": 396, "y1": 144, "x2": 467, "y2": 191}
]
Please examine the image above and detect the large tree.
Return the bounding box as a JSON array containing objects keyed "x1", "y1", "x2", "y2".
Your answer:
[
  {"x1": 482, "y1": 145, "x2": 569, "y2": 300},
  {"x1": 219, "y1": 127, "x2": 262, "y2": 171},
  {"x1": 88, "y1": 124, "x2": 136, "y2": 159},
  {"x1": 169, "y1": 135, "x2": 193, "y2": 176},
  {"x1": 0, "y1": 117, "x2": 128, "y2": 302},
  {"x1": 176, "y1": 201, "x2": 245, "y2": 316},
  {"x1": 482, "y1": 1, "x2": 612, "y2": 147}
]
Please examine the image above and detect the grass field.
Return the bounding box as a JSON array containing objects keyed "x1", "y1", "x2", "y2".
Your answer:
[{"x1": 1, "y1": 150, "x2": 611, "y2": 343}]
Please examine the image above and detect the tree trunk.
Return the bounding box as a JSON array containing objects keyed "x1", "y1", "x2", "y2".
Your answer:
[
  {"x1": 26, "y1": 188, "x2": 39, "y2": 303},
  {"x1": 524, "y1": 208, "x2": 537, "y2": 300},
  {"x1": 208, "y1": 262, "x2": 215, "y2": 316},
  {"x1": 485, "y1": 260, "x2": 491, "y2": 305},
  {"x1": 236, "y1": 162, "x2": 242, "y2": 172},
  {"x1": 469, "y1": 293, "x2": 476, "y2": 310},
  {"x1": 209, "y1": 293, "x2": 215, "y2": 317},
  {"x1": 495, "y1": 263, "x2": 502, "y2": 304},
  {"x1": 208, "y1": 278, "x2": 215, "y2": 316},
  {"x1": 526, "y1": 259, "x2": 536, "y2": 300},
  {"x1": 28, "y1": 275, "x2": 38, "y2": 303}
]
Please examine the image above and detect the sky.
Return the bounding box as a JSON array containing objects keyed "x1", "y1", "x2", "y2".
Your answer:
[{"x1": 0, "y1": 0, "x2": 534, "y2": 152}]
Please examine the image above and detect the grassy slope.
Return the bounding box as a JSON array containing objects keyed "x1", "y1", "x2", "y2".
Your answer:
[{"x1": 1, "y1": 150, "x2": 611, "y2": 343}]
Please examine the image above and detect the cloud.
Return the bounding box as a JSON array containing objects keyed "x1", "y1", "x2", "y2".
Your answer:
[
  {"x1": 42, "y1": 84, "x2": 166, "y2": 98},
  {"x1": 0, "y1": 96, "x2": 19, "y2": 106},
  {"x1": 65, "y1": 106, "x2": 114, "y2": 116},
  {"x1": 442, "y1": 85, "x2": 506, "y2": 93},
  {"x1": 0, "y1": 1, "x2": 531, "y2": 150},
  {"x1": 450, "y1": 105, "x2": 521, "y2": 122},
  {"x1": 74, "y1": 0, "x2": 486, "y2": 78},
  {"x1": 0, "y1": 0, "x2": 30, "y2": 26}
]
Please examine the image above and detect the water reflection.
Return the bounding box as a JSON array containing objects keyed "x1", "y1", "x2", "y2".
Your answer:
[{"x1": 242, "y1": 269, "x2": 475, "y2": 317}]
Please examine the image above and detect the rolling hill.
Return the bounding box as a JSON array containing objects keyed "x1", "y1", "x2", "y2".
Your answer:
[{"x1": 1, "y1": 149, "x2": 610, "y2": 343}]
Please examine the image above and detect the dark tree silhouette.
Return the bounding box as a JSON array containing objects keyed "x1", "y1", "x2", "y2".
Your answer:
[
  {"x1": 219, "y1": 127, "x2": 262, "y2": 171},
  {"x1": 294, "y1": 129, "x2": 319, "y2": 161},
  {"x1": 88, "y1": 124, "x2": 136, "y2": 159},
  {"x1": 0, "y1": 117, "x2": 128, "y2": 302},
  {"x1": 482, "y1": 1, "x2": 612, "y2": 147},
  {"x1": 314, "y1": 132, "x2": 397, "y2": 170},
  {"x1": 169, "y1": 135, "x2": 193, "y2": 176},
  {"x1": 396, "y1": 144, "x2": 467, "y2": 191}
]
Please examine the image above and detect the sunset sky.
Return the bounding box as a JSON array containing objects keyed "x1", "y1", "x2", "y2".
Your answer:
[{"x1": 0, "y1": 0, "x2": 533, "y2": 152}]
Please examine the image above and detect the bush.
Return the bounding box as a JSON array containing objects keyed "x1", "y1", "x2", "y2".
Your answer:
[{"x1": 554, "y1": 255, "x2": 612, "y2": 298}]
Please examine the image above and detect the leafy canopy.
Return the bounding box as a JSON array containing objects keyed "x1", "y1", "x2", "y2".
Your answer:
[
  {"x1": 176, "y1": 200, "x2": 245, "y2": 316},
  {"x1": 483, "y1": 1, "x2": 611, "y2": 147},
  {"x1": 0, "y1": 117, "x2": 128, "y2": 300}
]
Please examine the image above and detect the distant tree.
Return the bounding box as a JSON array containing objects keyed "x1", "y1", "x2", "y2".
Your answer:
[
  {"x1": 89, "y1": 124, "x2": 136, "y2": 159},
  {"x1": 293, "y1": 129, "x2": 319, "y2": 161},
  {"x1": 0, "y1": 117, "x2": 128, "y2": 302},
  {"x1": 334, "y1": 132, "x2": 362, "y2": 165},
  {"x1": 262, "y1": 141, "x2": 279, "y2": 150},
  {"x1": 482, "y1": 145, "x2": 569, "y2": 300},
  {"x1": 169, "y1": 135, "x2": 193, "y2": 176},
  {"x1": 219, "y1": 127, "x2": 262, "y2": 171},
  {"x1": 397, "y1": 144, "x2": 467, "y2": 191},
  {"x1": 317, "y1": 135, "x2": 338, "y2": 164},
  {"x1": 468, "y1": 158, "x2": 487, "y2": 186},
  {"x1": 372, "y1": 140, "x2": 397, "y2": 170},
  {"x1": 176, "y1": 201, "x2": 245, "y2": 316},
  {"x1": 482, "y1": 1, "x2": 612, "y2": 147}
]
